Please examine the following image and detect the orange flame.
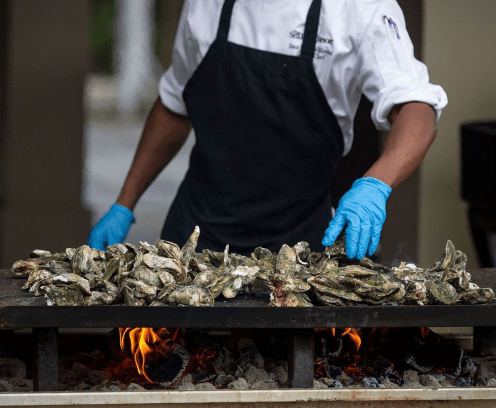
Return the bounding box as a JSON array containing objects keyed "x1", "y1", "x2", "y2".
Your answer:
[
  {"x1": 119, "y1": 327, "x2": 176, "y2": 384},
  {"x1": 347, "y1": 329, "x2": 361, "y2": 351}
]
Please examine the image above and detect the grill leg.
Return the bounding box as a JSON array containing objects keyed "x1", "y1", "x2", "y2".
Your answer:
[
  {"x1": 33, "y1": 328, "x2": 58, "y2": 391},
  {"x1": 288, "y1": 329, "x2": 314, "y2": 388}
]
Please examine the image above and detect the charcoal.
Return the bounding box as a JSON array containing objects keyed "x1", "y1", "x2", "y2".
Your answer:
[
  {"x1": 232, "y1": 365, "x2": 244, "y2": 379},
  {"x1": 214, "y1": 375, "x2": 234, "y2": 389},
  {"x1": 193, "y1": 372, "x2": 216, "y2": 384},
  {"x1": 127, "y1": 383, "x2": 146, "y2": 391},
  {"x1": 388, "y1": 372, "x2": 405, "y2": 386},
  {"x1": 252, "y1": 353, "x2": 265, "y2": 369},
  {"x1": 272, "y1": 365, "x2": 288, "y2": 385},
  {"x1": 319, "y1": 377, "x2": 343, "y2": 388},
  {"x1": 460, "y1": 356, "x2": 477, "y2": 377},
  {"x1": 250, "y1": 379, "x2": 279, "y2": 389},
  {"x1": 431, "y1": 373, "x2": 445, "y2": 382},
  {"x1": 325, "y1": 365, "x2": 342, "y2": 379},
  {"x1": 243, "y1": 365, "x2": 271, "y2": 386},
  {"x1": 213, "y1": 346, "x2": 232, "y2": 370},
  {"x1": 361, "y1": 377, "x2": 385, "y2": 388},
  {"x1": 475, "y1": 377, "x2": 488, "y2": 387},
  {"x1": 227, "y1": 378, "x2": 248, "y2": 389},
  {"x1": 313, "y1": 379, "x2": 328, "y2": 389},
  {"x1": 419, "y1": 374, "x2": 441, "y2": 387},
  {"x1": 455, "y1": 376, "x2": 472, "y2": 387},
  {"x1": 195, "y1": 382, "x2": 216, "y2": 390},
  {"x1": 486, "y1": 378, "x2": 496, "y2": 387},
  {"x1": 237, "y1": 338, "x2": 258, "y2": 363}
]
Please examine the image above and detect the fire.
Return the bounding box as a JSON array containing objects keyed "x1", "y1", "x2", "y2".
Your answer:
[
  {"x1": 119, "y1": 327, "x2": 179, "y2": 384},
  {"x1": 315, "y1": 328, "x2": 361, "y2": 351}
]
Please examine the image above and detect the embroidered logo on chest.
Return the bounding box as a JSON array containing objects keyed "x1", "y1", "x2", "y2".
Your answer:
[{"x1": 289, "y1": 30, "x2": 333, "y2": 60}]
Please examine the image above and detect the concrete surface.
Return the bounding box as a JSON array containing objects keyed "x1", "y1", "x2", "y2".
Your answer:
[{"x1": 1, "y1": 388, "x2": 496, "y2": 407}]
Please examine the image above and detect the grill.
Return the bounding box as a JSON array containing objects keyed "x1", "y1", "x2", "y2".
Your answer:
[{"x1": 1, "y1": 268, "x2": 496, "y2": 391}]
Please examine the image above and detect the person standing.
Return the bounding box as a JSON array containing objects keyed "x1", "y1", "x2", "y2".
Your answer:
[{"x1": 88, "y1": 0, "x2": 447, "y2": 259}]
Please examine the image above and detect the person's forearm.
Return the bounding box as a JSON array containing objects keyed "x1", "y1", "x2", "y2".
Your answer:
[
  {"x1": 116, "y1": 98, "x2": 192, "y2": 210},
  {"x1": 363, "y1": 102, "x2": 437, "y2": 189}
]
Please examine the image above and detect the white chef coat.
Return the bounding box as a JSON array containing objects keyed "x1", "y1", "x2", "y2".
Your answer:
[{"x1": 159, "y1": 0, "x2": 448, "y2": 156}]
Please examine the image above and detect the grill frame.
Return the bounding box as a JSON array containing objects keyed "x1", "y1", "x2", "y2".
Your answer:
[{"x1": 2, "y1": 268, "x2": 496, "y2": 391}]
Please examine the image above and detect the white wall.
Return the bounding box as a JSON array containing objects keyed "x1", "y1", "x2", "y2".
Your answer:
[{"x1": 420, "y1": 0, "x2": 496, "y2": 268}]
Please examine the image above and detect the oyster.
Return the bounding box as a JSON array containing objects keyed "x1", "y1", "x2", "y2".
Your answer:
[
  {"x1": 22, "y1": 269, "x2": 52, "y2": 290},
  {"x1": 11, "y1": 259, "x2": 43, "y2": 276},
  {"x1": 403, "y1": 281, "x2": 428, "y2": 305},
  {"x1": 307, "y1": 276, "x2": 365, "y2": 303},
  {"x1": 429, "y1": 282, "x2": 459, "y2": 305},
  {"x1": 143, "y1": 253, "x2": 187, "y2": 281},
  {"x1": 428, "y1": 240, "x2": 456, "y2": 271},
  {"x1": 156, "y1": 239, "x2": 183, "y2": 262},
  {"x1": 51, "y1": 273, "x2": 92, "y2": 296},
  {"x1": 293, "y1": 241, "x2": 311, "y2": 264},
  {"x1": 314, "y1": 292, "x2": 346, "y2": 307},
  {"x1": 166, "y1": 286, "x2": 214, "y2": 307},
  {"x1": 181, "y1": 225, "x2": 200, "y2": 263},
  {"x1": 323, "y1": 236, "x2": 346, "y2": 257},
  {"x1": 459, "y1": 288, "x2": 495, "y2": 304},
  {"x1": 42, "y1": 284, "x2": 84, "y2": 306},
  {"x1": 132, "y1": 266, "x2": 162, "y2": 288},
  {"x1": 275, "y1": 244, "x2": 297, "y2": 277},
  {"x1": 71, "y1": 245, "x2": 105, "y2": 275}
]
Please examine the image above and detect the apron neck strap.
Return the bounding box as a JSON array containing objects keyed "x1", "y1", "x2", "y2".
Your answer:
[
  {"x1": 217, "y1": 0, "x2": 322, "y2": 60},
  {"x1": 217, "y1": 0, "x2": 236, "y2": 41},
  {"x1": 300, "y1": 0, "x2": 322, "y2": 60}
]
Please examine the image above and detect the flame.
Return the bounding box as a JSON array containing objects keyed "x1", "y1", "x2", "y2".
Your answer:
[
  {"x1": 119, "y1": 327, "x2": 176, "y2": 384},
  {"x1": 347, "y1": 329, "x2": 361, "y2": 351},
  {"x1": 315, "y1": 328, "x2": 361, "y2": 351}
]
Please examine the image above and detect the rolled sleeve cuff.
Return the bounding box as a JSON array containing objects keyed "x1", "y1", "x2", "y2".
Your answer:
[
  {"x1": 158, "y1": 71, "x2": 189, "y2": 116},
  {"x1": 371, "y1": 83, "x2": 448, "y2": 131}
]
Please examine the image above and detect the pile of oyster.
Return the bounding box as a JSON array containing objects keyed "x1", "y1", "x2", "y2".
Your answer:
[{"x1": 12, "y1": 227, "x2": 495, "y2": 307}]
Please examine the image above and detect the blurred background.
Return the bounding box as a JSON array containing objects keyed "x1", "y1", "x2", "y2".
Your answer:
[{"x1": 0, "y1": 0, "x2": 495, "y2": 270}]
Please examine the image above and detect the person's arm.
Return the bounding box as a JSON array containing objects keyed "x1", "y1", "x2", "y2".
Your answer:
[
  {"x1": 87, "y1": 98, "x2": 191, "y2": 250},
  {"x1": 363, "y1": 101, "x2": 437, "y2": 188},
  {"x1": 116, "y1": 97, "x2": 192, "y2": 210},
  {"x1": 322, "y1": 101, "x2": 438, "y2": 259}
]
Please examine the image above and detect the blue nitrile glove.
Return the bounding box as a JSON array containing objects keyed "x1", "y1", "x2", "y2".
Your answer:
[
  {"x1": 322, "y1": 177, "x2": 392, "y2": 260},
  {"x1": 87, "y1": 204, "x2": 136, "y2": 251}
]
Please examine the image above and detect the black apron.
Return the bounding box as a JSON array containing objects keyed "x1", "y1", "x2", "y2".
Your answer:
[{"x1": 161, "y1": 0, "x2": 344, "y2": 255}]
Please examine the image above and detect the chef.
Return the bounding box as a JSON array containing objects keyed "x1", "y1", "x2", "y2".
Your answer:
[{"x1": 88, "y1": 0, "x2": 447, "y2": 259}]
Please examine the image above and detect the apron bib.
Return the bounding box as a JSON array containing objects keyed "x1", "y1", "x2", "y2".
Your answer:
[{"x1": 161, "y1": 0, "x2": 344, "y2": 255}]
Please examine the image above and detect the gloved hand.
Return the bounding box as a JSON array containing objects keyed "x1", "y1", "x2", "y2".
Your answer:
[
  {"x1": 322, "y1": 177, "x2": 392, "y2": 260},
  {"x1": 88, "y1": 203, "x2": 136, "y2": 251}
]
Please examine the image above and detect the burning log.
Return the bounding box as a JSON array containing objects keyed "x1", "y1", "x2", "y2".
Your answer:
[{"x1": 118, "y1": 328, "x2": 190, "y2": 388}]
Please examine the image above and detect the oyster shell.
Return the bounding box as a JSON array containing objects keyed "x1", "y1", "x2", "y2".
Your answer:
[
  {"x1": 459, "y1": 288, "x2": 495, "y2": 304},
  {"x1": 132, "y1": 266, "x2": 162, "y2": 288},
  {"x1": 51, "y1": 273, "x2": 92, "y2": 296},
  {"x1": 166, "y1": 286, "x2": 214, "y2": 307},
  {"x1": 22, "y1": 269, "x2": 52, "y2": 290},
  {"x1": 429, "y1": 282, "x2": 459, "y2": 305},
  {"x1": 275, "y1": 244, "x2": 297, "y2": 277},
  {"x1": 156, "y1": 239, "x2": 183, "y2": 262},
  {"x1": 428, "y1": 240, "x2": 456, "y2": 271},
  {"x1": 181, "y1": 225, "x2": 200, "y2": 263},
  {"x1": 323, "y1": 236, "x2": 346, "y2": 257},
  {"x1": 42, "y1": 284, "x2": 84, "y2": 306},
  {"x1": 143, "y1": 253, "x2": 187, "y2": 281},
  {"x1": 403, "y1": 281, "x2": 428, "y2": 305}
]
